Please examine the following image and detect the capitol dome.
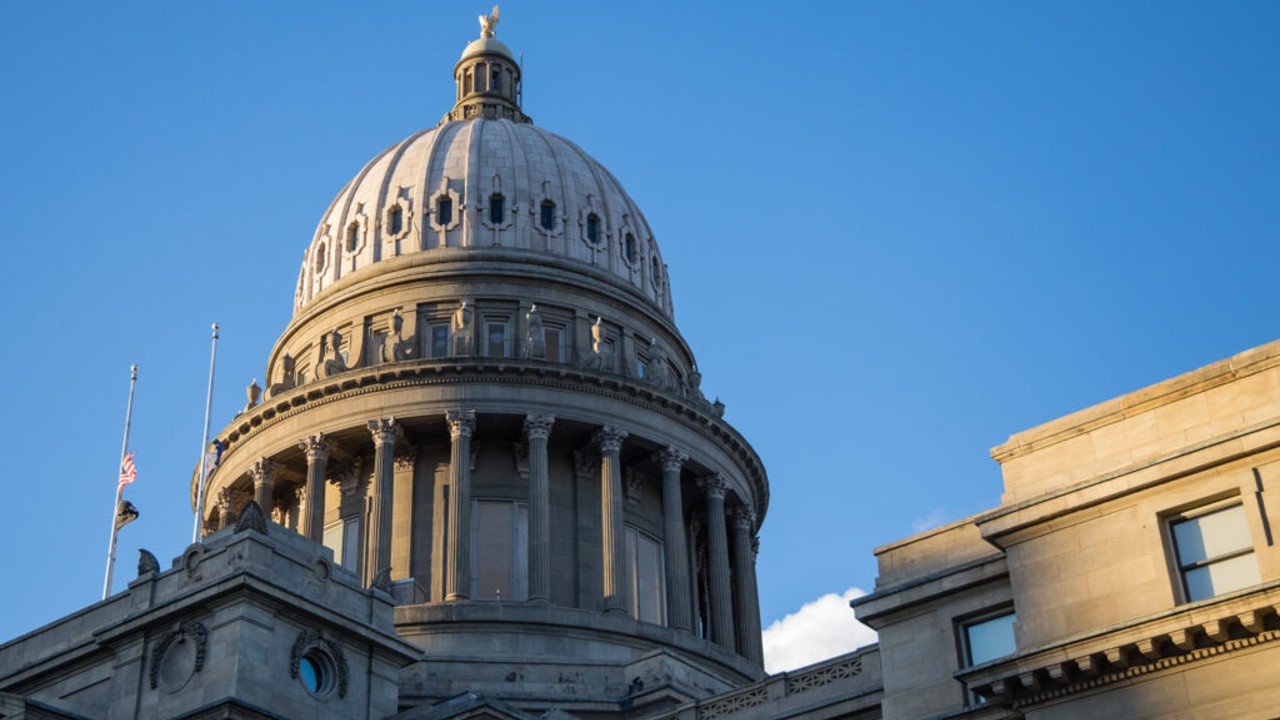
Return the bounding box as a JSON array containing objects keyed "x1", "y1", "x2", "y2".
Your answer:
[{"x1": 195, "y1": 10, "x2": 769, "y2": 716}]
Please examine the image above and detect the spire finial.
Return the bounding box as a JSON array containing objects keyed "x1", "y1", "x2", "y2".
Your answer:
[{"x1": 479, "y1": 5, "x2": 499, "y2": 39}]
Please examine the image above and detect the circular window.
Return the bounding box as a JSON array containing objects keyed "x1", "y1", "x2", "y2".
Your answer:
[{"x1": 298, "y1": 648, "x2": 337, "y2": 696}]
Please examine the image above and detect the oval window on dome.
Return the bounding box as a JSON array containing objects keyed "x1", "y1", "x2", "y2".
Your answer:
[
  {"x1": 586, "y1": 214, "x2": 600, "y2": 244},
  {"x1": 437, "y1": 196, "x2": 454, "y2": 227},
  {"x1": 540, "y1": 201, "x2": 556, "y2": 231},
  {"x1": 489, "y1": 194, "x2": 505, "y2": 225}
]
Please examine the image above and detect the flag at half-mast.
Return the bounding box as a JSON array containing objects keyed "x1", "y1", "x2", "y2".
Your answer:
[{"x1": 118, "y1": 452, "x2": 137, "y2": 492}]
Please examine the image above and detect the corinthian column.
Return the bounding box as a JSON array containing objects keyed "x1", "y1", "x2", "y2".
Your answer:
[
  {"x1": 594, "y1": 425, "x2": 629, "y2": 615},
  {"x1": 366, "y1": 418, "x2": 398, "y2": 587},
  {"x1": 216, "y1": 488, "x2": 234, "y2": 530},
  {"x1": 298, "y1": 434, "x2": 329, "y2": 542},
  {"x1": 657, "y1": 446, "x2": 692, "y2": 631},
  {"x1": 731, "y1": 506, "x2": 763, "y2": 665},
  {"x1": 445, "y1": 409, "x2": 477, "y2": 601},
  {"x1": 248, "y1": 458, "x2": 276, "y2": 516},
  {"x1": 524, "y1": 414, "x2": 555, "y2": 604},
  {"x1": 700, "y1": 474, "x2": 735, "y2": 651}
]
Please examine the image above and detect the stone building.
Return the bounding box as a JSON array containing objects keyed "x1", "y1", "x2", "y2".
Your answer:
[{"x1": 3, "y1": 11, "x2": 1279, "y2": 720}]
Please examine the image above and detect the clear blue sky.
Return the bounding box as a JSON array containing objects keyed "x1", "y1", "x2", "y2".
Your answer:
[{"x1": 1, "y1": 1, "x2": 1278, "y2": 650}]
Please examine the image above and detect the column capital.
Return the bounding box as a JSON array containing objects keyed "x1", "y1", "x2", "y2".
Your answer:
[
  {"x1": 729, "y1": 505, "x2": 756, "y2": 531},
  {"x1": 298, "y1": 433, "x2": 329, "y2": 462},
  {"x1": 248, "y1": 458, "x2": 277, "y2": 483},
  {"x1": 446, "y1": 409, "x2": 477, "y2": 439},
  {"x1": 698, "y1": 473, "x2": 730, "y2": 500},
  {"x1": 593, "y1": 425, "x2": 629, "y2": 454},
  {"x1": 655, "y1": 445, "x2": 689, "y2": 473},
  {"x1": 523, "y1": 413, "x2": 556, "y2": 441},
  {"x1": 367, "y1": 417, "x2": 399, "y2": 447},
  {"x1": 215, "y1": 487, "x2": 234, "y2": 511}
]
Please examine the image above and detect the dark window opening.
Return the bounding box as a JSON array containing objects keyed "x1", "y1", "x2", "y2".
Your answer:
[
  {"x1": 388, "y1": 206, "x2": 403, "y2": 235},
  {"x1": 586, "y1": 214, "x2": 601, "y2": 244},
  {"x1": 437, "y1": 196, "x2": 453, "y2": 227},
  {"x1": 489, "y1": 194, "x2": 505, "y2": 224},
  {"x1": 540, "y1": 201, "x2": 556, "y2": 231},
  {"x1": 491, "y1": 67, "x2": 502, "y2": 93},
  {"x1": 624, "y1": 232, "x2": 636, "y2": 262},
  {"x1": 346, "y1": 223, "x2": 359, "y2": 252}
]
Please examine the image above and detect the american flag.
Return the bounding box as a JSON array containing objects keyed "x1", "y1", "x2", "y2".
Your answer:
[{"x1": 118, "y1": 452, "x2": 137, "y2": 492}]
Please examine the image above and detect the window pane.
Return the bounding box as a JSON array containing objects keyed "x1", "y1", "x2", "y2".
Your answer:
[
  {"x1": 1178, "y1": 505, "x2": 1252, "y2": 565},
  {"x1": 1184, "y1": 553, "x2": 1262, "y2": 601},
  {"x1": 489, "y1": 195, "x2": 504, "y2": 224},
  {"x1": 389, "y1": 207, "x2": 403, "y2": 235},
  {"x1": 323, "y1": 523, "x2": 343, "y2": 563},
  {"x1": 637, "y1": 533, "x2": 664, "y2": 624},
  {"x1": 342, "y1": 519, "x2": 361, "y2": 573},
  {"x1": 545, "y1": 327, "x2": 562, "y2": 363},
  {"x1": 431, "y1": 324, "x2": 449, "y2": 358},
  {"x1": 437, "y1": 197, "x2": 453, "y2": 226},
  {"x1": 487, "y1": 322, "x2": 507, "y2": 357},
  {"x1": 474, "y1": 502, "x2": 513, "y2": 600},
  {"x1": 541, "y1": 202, "x2": 555, "y2": 230},
  {"x1": 965, "y1": 612, "x2": 1016, "y2": 666}
]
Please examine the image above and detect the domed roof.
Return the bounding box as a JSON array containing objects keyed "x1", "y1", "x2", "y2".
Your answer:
[
  {"x1": 293, "y1": 13, "x2": 673, "y2": 321},
  {"x1": 295, "y1": 120, "x2": 672, "y2": 319}
]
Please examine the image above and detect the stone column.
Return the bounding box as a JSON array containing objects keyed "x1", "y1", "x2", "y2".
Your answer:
[
  {"x1": 445, "y1": 409, "x2": 477, "y2": 601},
  {"x1": 248, "y1": 458, "x2": 276, "y2": 516},
  {"x1": 594, "y1": 425, "x2": 630, "y2": 615},
  {"x1": 657, "y1": 446, "x2": 692, "y2": 631},
  {"x1": 216, "y1": 488, "x2": 234, "y2": 530},
  {"x1": 700, "y1": 474, "x2": 735, "y2": 652},
  {"x1": 731, "y1": 507, "x2": 764, "y2": 665},
  {"x1": 366, "y1": 418, "x2": 398, "y2": 587},
  {"x1": 524, "y1": 414, "x2": 556, "y2": 604},
  {"x1": 298, "y1": 434, "x2": 329, "y2": 542}
]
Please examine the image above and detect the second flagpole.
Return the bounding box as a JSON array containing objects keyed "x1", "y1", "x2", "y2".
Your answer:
[
  {"x1": 102, "y1": 365, "x2": 139, "y2": 600},
  {"x1": 191, "y1": 323, "x2": 220, "y2": 543}
]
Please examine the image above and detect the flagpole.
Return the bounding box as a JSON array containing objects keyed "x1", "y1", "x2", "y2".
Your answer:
[
  {"x1": 102, "y1": 365, "x2": 139, "y2": 600},
  {"x1": 192, "y1": 323, "x2": 220, "y2": 543}
]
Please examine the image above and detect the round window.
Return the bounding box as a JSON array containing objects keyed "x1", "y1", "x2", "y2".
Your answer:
[{"x1": 298, "y1": 649, "x2": 336, "y2": 696}]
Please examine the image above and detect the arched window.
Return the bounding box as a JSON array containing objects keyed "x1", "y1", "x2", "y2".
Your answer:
[
  {"x1": 346, "y1": 223, "x2": 359, "y2": 252},
  {"x1": 586, "y1": 214, "x2": 601, "y2": 244},
  {"x1": 388, "y1": 206, "x2": 403, "y2": 235},
  {"x1": 624, "y1": 233, "x2": 636, "y2": 262},
  {"x1": 540, "y1": 200, "x2": 556, "y2": 231},
  {"x1": 437, "y1": 196, "x2": 453, "y2": 226},
  {"x1": 489, "y1": 194, "x2": 505, "y2": 224}
]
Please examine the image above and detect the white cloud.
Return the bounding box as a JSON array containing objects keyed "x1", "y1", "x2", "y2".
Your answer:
[
  {"x1": 911, "y1": 508, "x2": 950, "y2": 534},
  {"x1": 761, "y1": 587, "x2": 878, "y2": 674}
]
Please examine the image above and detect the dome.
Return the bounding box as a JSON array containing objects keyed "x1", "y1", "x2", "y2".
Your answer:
[{"x1": 296, "y1": 119, "x2": 673, "y2": 319}]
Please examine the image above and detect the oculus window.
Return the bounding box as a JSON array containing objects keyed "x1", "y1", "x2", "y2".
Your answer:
[{"x1": 1171, "y1": 502, "x2": 1260, "y2": 602}]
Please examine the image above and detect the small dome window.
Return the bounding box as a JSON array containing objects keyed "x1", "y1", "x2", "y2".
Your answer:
[
  {"x1": 464, "y1": 71, "x2": 473, "y2": 95},
  {"x1": 489, "y1": 194, "x2": 505, "y2": 224},
  {"x1": 586, "y1": 214, "x2": 601, "y2": 244},
  {"x1": 624, "y1": 233, "x2": 636, "y2": 262},
  {"x1": 437, "y1": 196, "x2": 454, "y2": 226},
  {"x1": 388, "y1": 206, "x2": 403, "y2": 236},
  {"x1": 540, "y1": 201, "x2": 556, "y2": 231},
  {"x1": 313, "y1": 242, "x2": 327, "y2": 273},
  {"x1": 346, "y1": 223, "x2": 360, "y2": 252},
  {"x1": 491, "y1": 67, "x2": 502, "y2": 93}
]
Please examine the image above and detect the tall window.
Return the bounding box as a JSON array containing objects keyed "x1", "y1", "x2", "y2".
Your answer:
[
  {"x1": 544, "y1": 326, "x2": 565, "y2": 363},
  {"x1": 489, "y1": 194, "x2": 505, "y2": 224},
  {"x1": 540, "y1": 201, "x2": 556, "y2": 231},
  {"x1": 625, "y1": 526, "x2": 665, "y2": 624},
  {"x1": 586, "y1": 214, "x2": 600, "y2": 244},
  {"x1": 624, "y1": 232, "x2": 636, "y2": 262},
  {"x1": 388, "y1": 205, "x2": 404, "y2": 235},
  {"x1": 491, "y1": 66, "x2": 502, "y2": 93},
  {"x1": 323, "y1": 518, "x2": 362, "y2": 574},
  {"x1": 346, "y1": 223, "x2": 360, "y2": 252},
  {"x1": 486, "y1": 320, "x2": 509, "y2": 357},
  {"x1": 1171, "y1": 502, "x2": 1260, "y2": 602},
  {"x1": 429, "y1": 323, "x2": 450, "y2": 358},
  {"x1": 436, "y1": 196, "x2": 453, "y2": 227},
  {"x1": 472, "y1": 500, "x2": 528, "y2": 601}
]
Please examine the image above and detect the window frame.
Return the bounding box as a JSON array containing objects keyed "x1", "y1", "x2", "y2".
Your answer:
[
  {"x1": 1167, "y1": 498, "x2": 1261, "y2": 603},
  {"x1": 624, "y1": 525, "x2": 666, "y2": 625},
  {"x1": 470, "y1": 499, "x2": 529, "y2": 601}
]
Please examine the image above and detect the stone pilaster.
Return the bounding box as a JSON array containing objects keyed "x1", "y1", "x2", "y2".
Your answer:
[
  {"x1": 445, "y1": 409, "x2": 477, "y2": 601},
  {"x1": 700, "y1": 474, "x2": 735, "y2": 651},
  {"x1": 366, "y1": 418, "x2": 398, "y2": 587},
  {"x1": 391, "y1": 447, "x2": 416, "y2": 581},
  {"x1": 594, "y1": 425, "x2": 629, "y2": 615},
  {"x1": 248, "y1": 459, "x2": 276, "y2": 517},
  {"x1": 657, "y1": 446, "x2": 692, "y2": 631},
  {"x1": 298, "y1": 434, "x2": 329, "y2": 542},
  {"x1": 524, "y1": 414, "x2": 555, "y2": 604},
  {"x1": 730, "y1": 506, "x2": 763, "y2": 665}
]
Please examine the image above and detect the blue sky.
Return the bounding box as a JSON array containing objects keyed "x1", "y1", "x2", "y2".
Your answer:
[{"x1": 1, "y1": 2, "x2": 1278, "y2": 662}]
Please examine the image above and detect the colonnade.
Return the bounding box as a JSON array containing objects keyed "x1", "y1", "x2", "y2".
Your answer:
[{"x1": 209, "y1": 410, "x2": 764, "y2": 664}]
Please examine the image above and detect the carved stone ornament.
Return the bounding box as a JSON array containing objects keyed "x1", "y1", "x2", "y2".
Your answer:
[
  {"x1": 698, "y1": 474, "x2": 730, "y2": 500},
  {"x1": 299, "y1": 433, "x2": 328, "y2": 462},
  {"x1": 656, "y1": 446, "x2": 688, "y2": 473},
  {"x1": 290, "y1": 629, "x2": 350, "y2": 698},
  {"x1": 593, "y1": 425, "x2": 628, "y2": 454},
  {"x1": 367, "y1": 417, "x2": 398, "y2": 447},
  {"x1": 371, "y1": 567, "x2": 393, "y2": 594},
  {"x1": 523, "y1": 413, "x2": 555, "y2": 441},
  {"x1": 573, "y1": 450, "x2": 600, "y2": 478},
  {"x1": 330, "y1": 458, "x2": 367, "y2": 499},
  {"x1": 729, "y1": 506, "x2": 756, "y2": 531},
  {"x1": 446, "y1": 409, "x2": 477, "y2": 439},
  {"x1": 234, "y1": 500, "x2": 268, "y2": 535},
  {"x1": 513, "y1": 440, "x2": 529, "y2": 480},
  {"x1": 624, "y1": 468, "x2": 645, "y2": 509},
  {"x1": 394, "y1": 448, "x2": 417, "y2": 473},
  {"x1": 149, "y1": 621, "x2": 207, "y2": 691},
  {"x1": 137, "y1": 548, "x2": 160, "y2": 577}
]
